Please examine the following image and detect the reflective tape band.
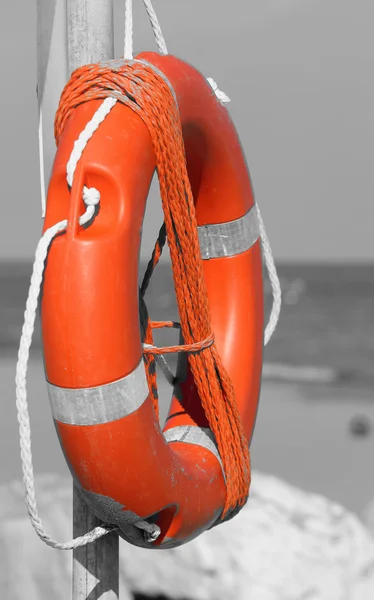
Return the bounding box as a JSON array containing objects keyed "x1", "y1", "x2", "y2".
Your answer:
[
  {"x1": 47, "y1": 359, "x2": 149, "y2": 425},
  {"x1": 197, "y1": 204, "x2": 260, "y2": 260},
  {"x1": 163, "y1": 425, "x2": 224, "y2": 477}
]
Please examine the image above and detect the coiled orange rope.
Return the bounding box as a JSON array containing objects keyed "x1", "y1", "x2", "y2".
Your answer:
[{"x1": 55, "y1": 59, "x2": 251, "y2": 521}]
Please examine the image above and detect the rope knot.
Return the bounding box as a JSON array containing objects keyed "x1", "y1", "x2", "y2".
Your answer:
[{"x1": 83, "y1": 186, "x2": 100, "y2": 206}]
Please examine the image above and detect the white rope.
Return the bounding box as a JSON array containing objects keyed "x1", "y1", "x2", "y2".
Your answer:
[
  {"x1": 15, "y1": 99, "x2": 119, "y2": 550},
  {"x1": 256, "y1": 205, "x2": 282, "y2": 346},
  {"x1": 207, "y1": 78, "x2": 231, "y2": 104}
]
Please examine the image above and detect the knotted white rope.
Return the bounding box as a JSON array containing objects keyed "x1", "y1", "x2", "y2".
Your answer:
[
  {"x1": 206, "y1": 77, "x2": 231, "y2": 104},
  {"x1": 16, "y1": 99, "x2": 119, "y2": 550},
  {"x1": 123, "y1": 0, "x2": 230, "y2": 104},
  {"x1": 256, "y1": 206, "x2": 282, "y2": 346},
  {"x1": 142, "y1": 0, "x2": 169, "y2": 56},
  {"x1": 124, "y1": 0, "x2": 168, "y2": 59},
  {"x1": 66, "y1": 96, "x2": 117, "y2": 189}
]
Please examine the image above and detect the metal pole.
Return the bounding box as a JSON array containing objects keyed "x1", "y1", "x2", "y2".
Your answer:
[
  {"x1": 66, "y1": 1, "x2": 118, "y2": 598},
  {"x1": 38, "y1": 1, "x2": 119, "y2": 598},
  {"x1": 67, "y1": 0, "x2": 115, "y2": 73},
  {"x1": 73, "y1": 485, "x2": 119, "y2": 599},
  {"x1": 37, "y1": 0, "x2": 69, "y2": 200}
]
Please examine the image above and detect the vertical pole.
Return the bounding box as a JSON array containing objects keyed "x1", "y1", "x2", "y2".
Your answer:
[
  {"x1": 66, "y1": 1, "x2": 118, "y2": 598},
  {"x1": 38, "y1": 1, "x2": 119, "y2": 598},
  {"x1": 73, "y1": 485, "x2": 119, "y2": 599},
  {"x1": 37, "y1": 0, "x2": 69, "y2": 205},
  {"x1": 67, "y1": 0, "x2": 115, "y2": 72}
]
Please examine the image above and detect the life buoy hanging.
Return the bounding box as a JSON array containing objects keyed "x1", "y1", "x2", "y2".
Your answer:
[{"x1": 41, "y1": 53, "x2": 264, "y2": 549}]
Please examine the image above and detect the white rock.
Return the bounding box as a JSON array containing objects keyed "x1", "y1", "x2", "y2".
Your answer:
[{"x1": 1, "y1": 472, "x2": 374, "y2": 599}]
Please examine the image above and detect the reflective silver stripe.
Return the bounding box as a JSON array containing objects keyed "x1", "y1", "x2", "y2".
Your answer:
[
  {"x1": 163, "y1": 425, "x2": 224, "y2": 476},
  {"x1": 47, "y1": 360, "x2": 149, "y2": 425},
  {"x1": 197, "y1": 205, "x2": 260, "y2": 260}
]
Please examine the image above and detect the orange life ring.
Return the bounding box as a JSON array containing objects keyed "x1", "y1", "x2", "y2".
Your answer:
[{"x1": 42, "y1": 53, "x2": 264, "y2": 549}]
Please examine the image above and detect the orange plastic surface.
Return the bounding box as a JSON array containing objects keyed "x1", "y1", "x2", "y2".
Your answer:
[{"x1": 42, "y1": 53, "x2": 264, "y2": 547}]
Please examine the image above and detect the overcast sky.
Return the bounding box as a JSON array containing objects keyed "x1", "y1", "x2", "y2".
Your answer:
[{"x1": 0, "y1": 0, "x2": 372, "y2": 263}]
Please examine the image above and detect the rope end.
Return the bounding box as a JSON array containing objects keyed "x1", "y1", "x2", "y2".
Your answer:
[{"x1": 207, "y1": 77, "x2": 231, "y2": 104}]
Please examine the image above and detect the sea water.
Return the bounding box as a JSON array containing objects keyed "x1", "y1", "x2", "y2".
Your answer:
[{"x1": 1, "y1": 261, "x2": 373, "y2": 514}]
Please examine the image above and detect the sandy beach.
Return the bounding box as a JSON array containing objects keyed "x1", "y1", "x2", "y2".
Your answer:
[{"x1": 2, "y1": 353, "x2": 373, "y2": 518}]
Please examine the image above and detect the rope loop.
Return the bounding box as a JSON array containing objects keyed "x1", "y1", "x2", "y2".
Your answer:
[{"x1": 82, "y1": 186, "x2": 100, "y2": 206}]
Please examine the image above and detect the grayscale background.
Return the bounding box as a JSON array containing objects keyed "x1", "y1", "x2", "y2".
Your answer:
[{"x1": 0, "y1": 0, "x2": 373, "y2": 597}]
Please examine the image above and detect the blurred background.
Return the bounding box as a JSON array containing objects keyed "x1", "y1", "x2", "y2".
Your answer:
[{"x1": 0, "y1": 0, "x2": 373, "y2": 590}]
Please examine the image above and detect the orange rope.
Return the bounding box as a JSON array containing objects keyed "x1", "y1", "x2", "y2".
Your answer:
[
  {"x1": 143, "y1": 332, "x2": 215, "y2": 355},
  {"x1": 149, "y1": 321, "x2": 180, "y2": 329},
  {"x1": 55, "y1": 60, "x2": 251, "y2": 521}
]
